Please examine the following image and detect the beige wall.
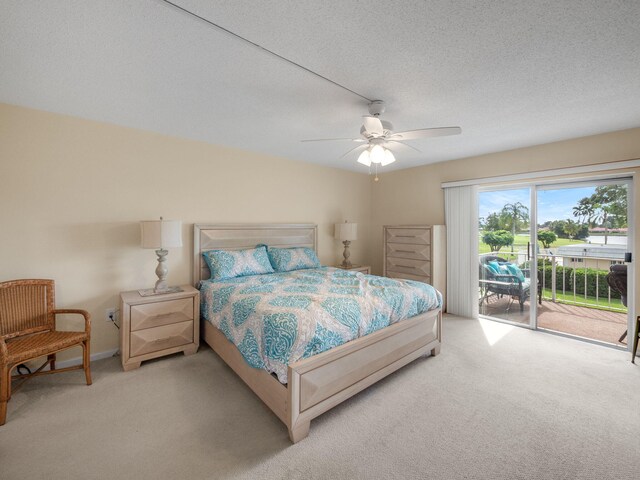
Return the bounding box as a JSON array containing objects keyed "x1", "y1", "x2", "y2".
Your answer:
[
  {"x1": 370, "y1": 127, "x2": 640, "y2": 319},
  {"x1": 0, "y1": 103, "x2": 372, "y2": 361},
  {"x1": 2, "y1": 101, "x2": 639, "y2": 362}
]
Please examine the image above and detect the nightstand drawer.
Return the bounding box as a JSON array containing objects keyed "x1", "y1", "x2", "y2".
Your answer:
[
  {"x1": 130, "y1": 298, "x2": 194, "y2": 331},
  {"x1": 130, "y1": 320, "x2": 194, "y2": 357},
  {"x1": 352, "y1": 266, "x2": 371, "y2": 274}
]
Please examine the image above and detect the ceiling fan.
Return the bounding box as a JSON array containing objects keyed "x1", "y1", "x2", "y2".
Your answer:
[{"x1": 302, "y1": 100, "x2": 461, "y2": 169}]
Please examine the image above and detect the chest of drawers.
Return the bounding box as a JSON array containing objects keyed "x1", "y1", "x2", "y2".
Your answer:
[{"x1": 383, "y1": 225, "x2": 446, "y2": 310}]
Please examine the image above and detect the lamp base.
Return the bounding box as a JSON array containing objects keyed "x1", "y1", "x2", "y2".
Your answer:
[
  {"x1": 140, "y1": 248, "x2": 182, "y2": 296},
  {"x1": 341, "y1": 240, "x2": 352, "y2": 268}
]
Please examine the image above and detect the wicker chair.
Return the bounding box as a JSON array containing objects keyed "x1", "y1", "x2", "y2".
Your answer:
[
  {"x1": 0, "y1": 279, "x2": 92, "y2": 425},
  {"x1": 479, "y1": 255, "x2": 533, "y2": 312}
]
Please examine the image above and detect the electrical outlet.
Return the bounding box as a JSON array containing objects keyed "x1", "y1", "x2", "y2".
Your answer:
[{"x1": 105, "y1": 308, "x2": 117, "y2": 323}]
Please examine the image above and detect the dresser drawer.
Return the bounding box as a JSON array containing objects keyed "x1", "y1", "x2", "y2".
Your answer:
[
  {"x1": 130, "y1": 298, "x2": 194, "y2": 331},
  {"x1": 386, "y1": 242, "x2": 431, "y2": 261},
  {"x1": 386, "y1": 257, "x2": 431, "y2": 277},
  {"x1": 387, "y1": 271, "x2": 431, "y2": 283},
  {"x1": 385, "y1": 227, "x2": 431, "y2": 245},
  {"x1": 130, "y1": 320, "x2": 194, "y2": 357}
]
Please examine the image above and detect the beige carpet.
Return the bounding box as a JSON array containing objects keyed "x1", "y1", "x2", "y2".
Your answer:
[{"x1": 1, "y1": 315, "x2": 638, "y2": 480}]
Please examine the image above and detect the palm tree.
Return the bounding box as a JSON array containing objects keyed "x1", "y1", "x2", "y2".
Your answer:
[
  {"x1": 500, "y1": 202, "x2": 529, "y2": 239},
  {"x1": 563, "y1": 219, "x2": 581, "y2": 239},
  {"x1": 572, "y1": 198, "x2": 594, "y2": 225},
  {"x1": 591, "y1": 205, "x2": 615, "y2": 245}
]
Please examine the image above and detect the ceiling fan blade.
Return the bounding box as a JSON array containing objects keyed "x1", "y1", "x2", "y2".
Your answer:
[
  {"x1": 301, "y1": 137, "x2": 364, "y2": 143},
  {"x1": 388, "y1": 126, "x2": 462, "y2": 141},
  {"x1": 363, "y1": 116, "x2": 384, "y2": 136},
  {"x1": 386, "y1": 140, "x2": 422, "y2": 153},
  {"x1": 340, "y1": 144, "x2": 368, "y2": 159}
]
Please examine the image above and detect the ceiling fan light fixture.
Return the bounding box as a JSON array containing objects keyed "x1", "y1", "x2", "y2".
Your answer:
[
  {"x1": 381, "y1": 148, "x2": 396, "y2": 166},
  {"x1": 370, "y1": 145, "x2": 385, "y2": 164},
  {"x1": 357, "y1": 149, "x2": 371, "y2": 167}
]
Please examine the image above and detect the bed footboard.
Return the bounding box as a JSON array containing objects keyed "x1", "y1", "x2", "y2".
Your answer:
[
  {"x1": 287, "y1": 309, "x2": 441, "y2": 441},
  {"x1": 202, "y1": 309, "x2": 442, "y2": 443}
]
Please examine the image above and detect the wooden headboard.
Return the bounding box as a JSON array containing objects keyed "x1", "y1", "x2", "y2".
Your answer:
[{"x1": 193, "y1": 223, "x2": 318, "y2": 286}]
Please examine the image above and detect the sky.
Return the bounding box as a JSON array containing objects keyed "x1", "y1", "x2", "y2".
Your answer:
[{"x1": 479, "y1": 186, "x2": 598, "y2": 225}]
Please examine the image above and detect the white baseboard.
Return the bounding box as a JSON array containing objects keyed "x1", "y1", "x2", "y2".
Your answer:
[
  {"x1": 57, "y1": 348, "x2": 119, "y2": 369},
  {"x1": 12, "y1": 348, "x2": 119, "y2": 375}
]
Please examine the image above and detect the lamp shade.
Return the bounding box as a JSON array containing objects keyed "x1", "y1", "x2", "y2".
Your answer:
[
  {"x1": 370, "y1": 145, "x2": 385, "y2": 164},
  {"x1": 140, "y1": 219, "x2": 183, "y2": 249},
  {"x1": 381, "y1": 148, "x2": 396, "y2": 166},
  {"x1": 335, "y1": 222, "x2": 357, "y2": 241},
  {"x1": 357, "y1": 149, "x2": 371, "y2": 167}
]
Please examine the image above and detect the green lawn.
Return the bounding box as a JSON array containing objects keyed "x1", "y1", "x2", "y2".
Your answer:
[
  {"x1": 541, "y1": 288, "x2": 626, "y2": 312},
  {"x1": 479, "y1": 233, "x2": 586, "y2": 254}
]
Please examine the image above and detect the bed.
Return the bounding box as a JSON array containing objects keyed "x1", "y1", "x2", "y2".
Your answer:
[{"x1": 194, "y1": 224, "x2": 442, "y2": 442}]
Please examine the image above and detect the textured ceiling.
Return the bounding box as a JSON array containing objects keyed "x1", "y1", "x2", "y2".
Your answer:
[{"x1": 1, "y1": 0, "x2": 639, "y2": 172}]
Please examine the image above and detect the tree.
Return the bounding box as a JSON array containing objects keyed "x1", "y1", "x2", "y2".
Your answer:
[
  {"x1": 574, "y1": 223, "x2": 589, "y2": 240},
  {"x1": 482, "y1": 230, "x2": 514, "y2": 252},
  {"x1": 538, "y1": 231, "x2": 557, "y2": 248},
  {"x1": 484, "y1": 212, "x2": 503, "y2": 231},
  {"x1": 572, "y1": 198, "x2": 594, "y2": 225},
  {"x1": 573, "y1": 185, "x2": 627, "y2": 244},
  {"x1": 562, "y1": 219, "x2": 581, "y2": 239},
  {"x1": 549, "y1": 220, "x2": 568, "y2": 238},
  {"x1": 500, "y1": 202, "x2": 529, "y2": 238},
  {"x1": 546, "y1": 219, "x2": 589, "y2": 240}
]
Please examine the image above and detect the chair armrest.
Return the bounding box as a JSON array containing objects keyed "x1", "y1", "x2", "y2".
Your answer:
[
  {"x1": 53, "y1": 309, "x2": 91, "y2": 336},
  {"x1": 494, "y1": 274, "x2": 523, "y2": 286},
  {"x1": 0, "y1": 337, "x2": 7, "y2": 363}
]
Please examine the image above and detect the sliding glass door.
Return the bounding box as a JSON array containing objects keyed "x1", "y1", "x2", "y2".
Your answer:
[
  {"x1": 536, "y1": 180, "x2": 630, "y2": 345},
  {"x1": 478, "y1": 177, "x2": 633, "y2": 349},
  {"x1": 478, "y1": 187, "x2": 534, "y2": 327}
]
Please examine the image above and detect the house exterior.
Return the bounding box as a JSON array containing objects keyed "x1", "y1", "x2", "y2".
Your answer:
[{"x1": 556, "y1": 244, "x2": 626, "y2": 270}]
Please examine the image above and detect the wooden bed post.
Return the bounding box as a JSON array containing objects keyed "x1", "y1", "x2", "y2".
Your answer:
[
  {"x1": 431, "y1": 310, "x2": 442, "y2": 356},
  {"x1": 287, "y1": 369, "x2": 310, "y2": 442}
]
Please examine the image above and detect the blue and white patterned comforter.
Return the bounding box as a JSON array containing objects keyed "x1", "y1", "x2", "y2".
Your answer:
[{"x1": 200, "y1": 267, "x2": 442, "y2": 383}]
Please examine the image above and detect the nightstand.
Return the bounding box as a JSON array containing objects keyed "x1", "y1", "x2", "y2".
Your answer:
[
  {"x1": 335, "y1": 265, "x2": 371, "y2": 274},
  {"x1": 119, "y1": 285, "x2": 200, "y2": 371}
]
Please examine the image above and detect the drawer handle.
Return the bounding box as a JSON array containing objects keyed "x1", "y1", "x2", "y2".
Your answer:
[
  {"x1": 395, "y1": 235, "x2": 415, "y2": 238},
  {"x1": 151, "y1": 337, "x2": 174, "y2": 344},
  {"x1": 395, "y1": 249, "x2": 415, "y2": 253}
]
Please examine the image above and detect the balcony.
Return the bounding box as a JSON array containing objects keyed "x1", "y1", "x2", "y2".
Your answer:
[{"x1": 479, "y1": 251, "x2": 628, "y2": 346}]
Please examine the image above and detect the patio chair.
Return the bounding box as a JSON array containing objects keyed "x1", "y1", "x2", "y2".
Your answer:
[
  {"x1": 479, "y1": 255, "x2": 533, "y2": 312},
  {"x1": 606, "y1": 264, "x2": 628, "y2": 343},
  {"x1": 0, "y1": 279, "x2": 92, "y2": 425}
]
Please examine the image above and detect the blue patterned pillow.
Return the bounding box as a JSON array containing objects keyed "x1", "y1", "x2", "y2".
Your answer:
[
  {"x1": 268, "y1": 247, "x2": 321, "y2": 272},
  {"x1": 202, "y1": 246, "x2": 274, "y2": 281},
  {"x1": 506, "y1": 263, "x2": 526, "y2": 282},
  {"x1": 487, "y1": 261, "x2": 501, "y2": 274}
]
